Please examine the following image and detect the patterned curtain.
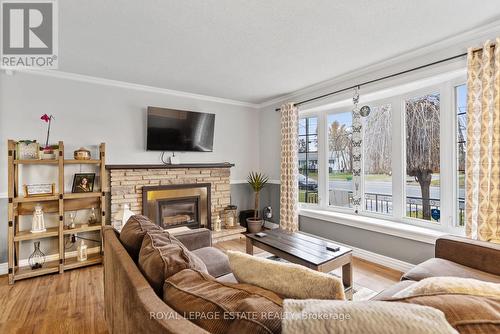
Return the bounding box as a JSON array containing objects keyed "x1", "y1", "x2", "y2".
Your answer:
[
  {"x1": 280, "y1": 103, "x2": 299, "y2": 232},
  {"x1": 466, "y1": 38, "x2": 500, "y2": 243}
]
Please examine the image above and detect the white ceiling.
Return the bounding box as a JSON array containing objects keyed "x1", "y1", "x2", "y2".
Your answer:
[{"x1": 59, "y1": 0, "x2": 500, "y2": 104}]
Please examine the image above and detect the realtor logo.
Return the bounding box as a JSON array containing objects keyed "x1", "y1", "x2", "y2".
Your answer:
[{"x1": 1, "y1": 0, "x2": 58, "y2": 69}]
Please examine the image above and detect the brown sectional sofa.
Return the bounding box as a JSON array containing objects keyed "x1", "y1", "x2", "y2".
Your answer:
[{"x1": 104, "y1": 222, "x2": 500, "y2": 333}]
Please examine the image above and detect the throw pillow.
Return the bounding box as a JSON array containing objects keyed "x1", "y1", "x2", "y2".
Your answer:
[
  {"x1": 385, "y1": 294, "x2": 500, "y2": 334},
  {"x1": 393, "y1": 276, "x2": 500, "y2": 299},
  {"x1": 164, "y1": 269, "x2": 283, "y2": 334},
  {"x1": 138, "y1": 230, "x2": 208, "y2": 296},
  {"x1": 119, "y1": 215, "x2": 162, "y2": 261},
  {"x1": 227, "y1": 250, "x2": 345, "y2": 300},
  {"x1": 282, "y1": 299, "x2": 458, "y2": 334}
]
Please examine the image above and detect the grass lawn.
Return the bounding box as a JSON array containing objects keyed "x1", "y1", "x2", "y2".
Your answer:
[{"x1": 299, "y1": 190, "x2": 318, "y2": 204}]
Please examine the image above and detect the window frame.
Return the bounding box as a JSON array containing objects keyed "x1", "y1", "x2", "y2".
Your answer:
[
  {"x1": 298, "y1": 112, "x2": 321, "y2": 209},
  {"x1": 298, "y1": 72, "x2": 467, "y2": 235}
]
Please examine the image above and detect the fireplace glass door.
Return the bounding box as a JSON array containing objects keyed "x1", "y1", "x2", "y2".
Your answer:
[{"x1": 158, "y1": 197, "x2": 200, "y2": 229}]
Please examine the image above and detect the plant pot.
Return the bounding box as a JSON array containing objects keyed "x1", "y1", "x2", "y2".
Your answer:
[{"x1": 246, "y1": 218, "x2": 263, "y2": 233}]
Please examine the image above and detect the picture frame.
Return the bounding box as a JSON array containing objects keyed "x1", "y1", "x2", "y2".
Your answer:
[
  {"x1": 24, "y1": 183, "x2": 55, "y2": 197},
  {"x1": 72, "y1": 173, "x2": 95, "y2": 193}
]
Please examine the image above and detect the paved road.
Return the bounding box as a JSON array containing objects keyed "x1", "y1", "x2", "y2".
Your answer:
[{"x1": 329, "y1": 180, "x2": 465, "y2": 200}]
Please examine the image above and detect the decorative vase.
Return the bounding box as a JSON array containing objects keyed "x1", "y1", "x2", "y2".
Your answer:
[
  {"x1": 74, "y1": 147, "x2": 91, "y2": 160},
  {"x1": 246, "y1": 218, "x2": 263, "y2": 233},
  {"x1": 28, "y1": 241, "x2": 46, "y2": 269}
]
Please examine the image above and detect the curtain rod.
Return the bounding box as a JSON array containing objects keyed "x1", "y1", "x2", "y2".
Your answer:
[{"x1": 274, "y1": 43, "x2": 496, "y2": 112}]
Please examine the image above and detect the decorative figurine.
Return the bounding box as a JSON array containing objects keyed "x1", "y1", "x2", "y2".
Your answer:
[
  {"x1": 31, "y1": 204, "x2": 46, "y2": 233},
  {"x1": 213, "y1": 214, "x2": 222, "y2": 232}
]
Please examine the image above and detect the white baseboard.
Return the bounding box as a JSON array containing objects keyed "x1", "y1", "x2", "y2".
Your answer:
[
  {"x1": 0, "y1": 247, "x2": 101, "y2": 275},
  {"x1": 300, "y1": 231, "x2": 414, "y2": 273}
]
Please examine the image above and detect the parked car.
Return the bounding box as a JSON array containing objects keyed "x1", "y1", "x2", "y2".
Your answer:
[{"x1": 298, "y1": 174, "x2": 318, "y2": 191}]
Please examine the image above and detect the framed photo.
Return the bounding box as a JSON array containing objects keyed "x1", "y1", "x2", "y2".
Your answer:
[
  {"x1": 72, "y1": 173, "x2": 95, "y2": 193},
  {"x1": 24, "y1": 183, "x2": 55, "y2": 197}
]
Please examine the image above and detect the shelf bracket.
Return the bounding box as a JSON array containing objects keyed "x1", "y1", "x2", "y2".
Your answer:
[
  {"x1": 8, "y1": 197, "x2": 13, "y2": 203},
  {"x1": 59, "y1": 215, "x2": 63, "y2": 221},
  {"x1": 8, "y1": 268, "x2": 13, "y2": 274},
  {"x1": 8, "y1": 221, "x2": 13, "y2": 227},
  {"x1": 59, "y1": 194, "x2": 63, "y2": 200}
]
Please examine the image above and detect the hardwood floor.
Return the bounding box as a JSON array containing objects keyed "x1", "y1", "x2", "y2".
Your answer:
[
  {"x1": 0, "y1": 265, "x2": 107, "y2": 334},
  {"x1": 0, "y1": 237, "x2": 402, "y2": 334}
]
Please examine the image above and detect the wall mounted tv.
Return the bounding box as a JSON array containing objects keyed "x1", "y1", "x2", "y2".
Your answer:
[{"x1": 147, "y1": 107, "x2": 215, "y2": 152}]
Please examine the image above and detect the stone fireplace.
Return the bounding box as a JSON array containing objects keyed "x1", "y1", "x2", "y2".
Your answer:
[
  {"x1": 142, "y1": 184, "x2": 211, "y2": 229},
  {"x1": 108, "y1": 163, "x2": 233, "y2": 231}
]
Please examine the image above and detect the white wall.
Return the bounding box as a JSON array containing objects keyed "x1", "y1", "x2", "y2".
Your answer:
[
  {"x1": 0, "y1": 71, "x2": 260, "y2": 193},
  {"x1": 0, "y1": 71, "x2": 261, "y2": 266}
]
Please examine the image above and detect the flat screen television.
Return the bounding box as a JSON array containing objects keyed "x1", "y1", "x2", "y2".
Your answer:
[{"x1": 147, "y1": 107, "x2": 215, "y2": 152}]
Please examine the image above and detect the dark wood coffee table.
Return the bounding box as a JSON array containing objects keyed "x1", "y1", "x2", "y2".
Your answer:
[{"x1": 246, "y1": 229, "x2": 353, "y2": 299}]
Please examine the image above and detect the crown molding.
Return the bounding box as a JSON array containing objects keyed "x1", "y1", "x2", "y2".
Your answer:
[
  {"x1": 9, "y1": 69, "x2": 261, "y2": 109},
  {"x1": 258, "y1": 18, "x2": 500, "y2": 109}
]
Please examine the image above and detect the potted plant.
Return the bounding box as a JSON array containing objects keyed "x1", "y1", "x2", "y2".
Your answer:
[{"x1": 246, "y1": 172, "x2": 268, "y2": 233}]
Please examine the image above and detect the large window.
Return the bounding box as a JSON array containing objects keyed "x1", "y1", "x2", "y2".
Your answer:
[
  {"x1": 456, "y1": 84, "x2": 467, "y2": 226},
  {"x1": 298, "y1": 117, "x2": 318, "y2": 204},
  {"x1": 405, "y1": 93, "x2": 441, "y2": 223},
  {"x1": 297, "y1": 71, "x2": 467, "y2": 234},
  {"x1": 328, "y1": 112, "x2": 353, "y2": 208},
  {"x1": 363, "y1": 104, "x2": 392, "y2": 214}
]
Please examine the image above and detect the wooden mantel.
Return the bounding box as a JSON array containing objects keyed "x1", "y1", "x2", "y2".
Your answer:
[{"x1": 106, "y1": 162, "x2": 234, "y2": 170}]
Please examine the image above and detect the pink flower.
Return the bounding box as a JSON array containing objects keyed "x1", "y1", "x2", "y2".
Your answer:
[{"x1": 41, "y1": 114, "x2": 51, "y2": 122}]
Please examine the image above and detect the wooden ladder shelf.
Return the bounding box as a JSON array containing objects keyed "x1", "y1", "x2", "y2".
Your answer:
[{"x1": 7, "y1": 140, "x2": 107, "y2": 284}]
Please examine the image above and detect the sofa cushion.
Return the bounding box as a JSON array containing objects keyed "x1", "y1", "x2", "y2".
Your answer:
[
  {"x1": 138, "y1": 231, "x2": 208, "y2": 296},
  {"x1": 402, "y1": 258, "x2": 500, "y2": 283},
  {"x1": 192, "y1": 247, "x2": 231, "y2": 278},
  {"x1": 119, "y1": 215, "x2": 162, "y2": 261},
  {"x1": 164, "y1": 269, "x2": 283, "y2": 334},
  {"x1": 370, "y1": 280, "x2": 416, "y2": 301},
  {"x1": 227, "y1": 250, "x2": 345, "y2": 300},
  {"x1": 384, "y1": 294, "x2": 500, "y2": 334}
]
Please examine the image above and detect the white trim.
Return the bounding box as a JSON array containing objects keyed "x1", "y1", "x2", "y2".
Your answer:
[
  {"x1": 259, "y1": 18, "x2": 500, "y2": 109},
  {"x1": 11, "y1": 69, "x2": 260, "y2": 109},
  {"x1": 0, "y1": 193, "x2": 7, "y2": 199},
  {"x1": 0, "y1": 262, "x2": 7, "y2": 275},
  {"x1": 0, "y1": 247, "x2": 101, "y2": 275},
  {"x1": 230, "y1": 180, "x2": 247, "y2": 184},
  {"x1": 299, "y1": 231, "x2": 414, "y2": 273},
  {"x1": 300, "y1": 208, "x2": 446, "y2": 245}
]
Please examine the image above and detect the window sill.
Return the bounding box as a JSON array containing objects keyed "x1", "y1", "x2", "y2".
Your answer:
[{"x1": 299, "y1": 208, "x2": 447, "y2": 245}]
